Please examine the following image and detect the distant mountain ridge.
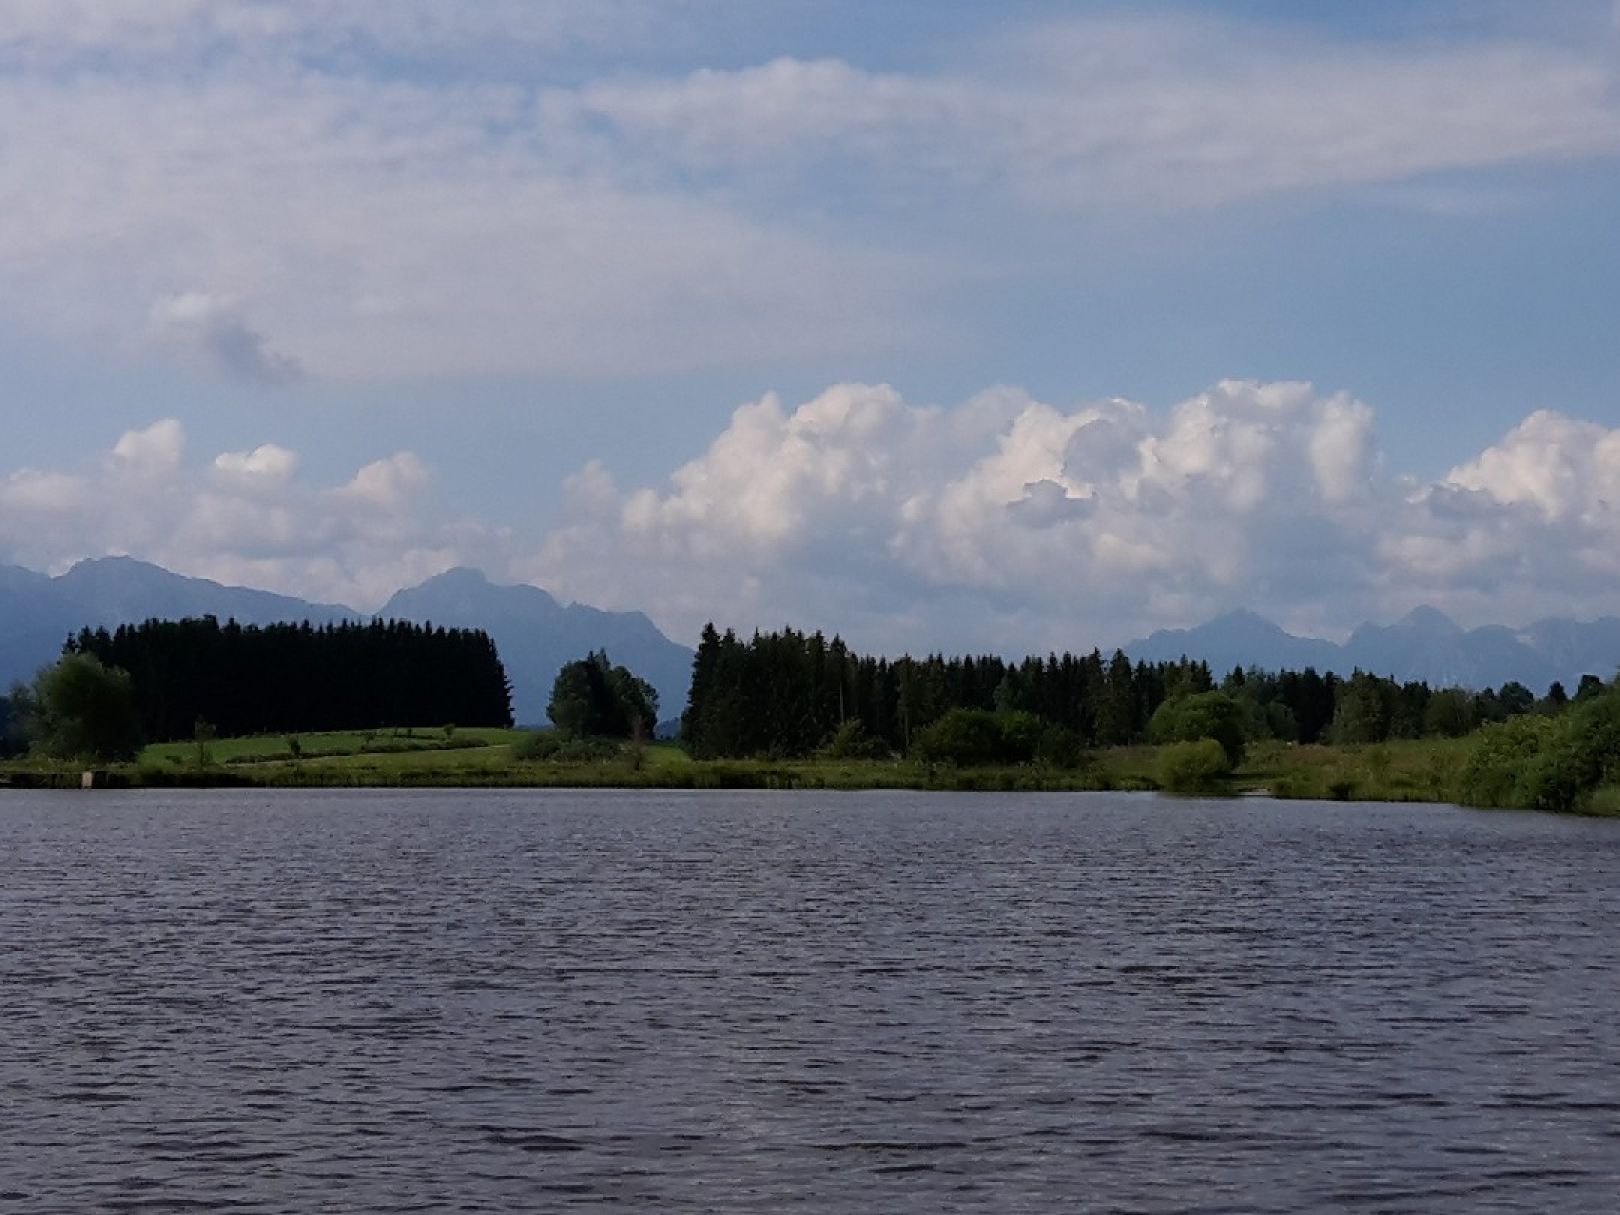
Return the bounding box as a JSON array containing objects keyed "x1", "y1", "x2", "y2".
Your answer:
[
  {"x1": 1128, "y1": 606, "x2": 1620, "y2": 692},
  {"x1": 379, "y1": 567, "x2": 693, "y2": 726},
  {"x1": 0, "y1": 558, "x2": 693, "y2": 726},
  {"x1": 7, "y1": 556, "x2": 1615, "y2": 716},
  {"x1": 0, "y1": 557, "x2": 361, "y2": 693}
]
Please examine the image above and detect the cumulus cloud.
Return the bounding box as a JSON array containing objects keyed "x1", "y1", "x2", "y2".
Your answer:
[
  {"x1": 4, "y1": 382, "x2": 1620, "y2": 651},
  {"x1": 1, "y1": 469, "x2": 86, "y2": 516},
  {"x1": 1378, "y1": 411, "x2": 1620, "y2": 624},
  {"x1": 212, "y1": 443, "x2": 298, "y2": 488},
  {"x1": 110, "y1": 418, "x2": 186, "y2": 478},
  {"x1": 340, "y1": 452, "x2": 432, "y2": 510},
  {"x1": 0, "y1": 419, "x2": 486, "y2": 610},
  {"x1": 520, "y1": 381, "x2": 1620, "y2": 654}
]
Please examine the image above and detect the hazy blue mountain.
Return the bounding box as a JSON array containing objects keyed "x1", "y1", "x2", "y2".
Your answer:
[
  {"x1": 0, "y1": 557, "x2": 358, "y2": 690},
  {"x1": 379, "y1": 567, "x2": 693, "y2": 727},
  {"x1": 1342, "y1": 608, "x2": 1554, "y2": 690},
  {"x1": 55, "y1": 556, "x2": 357, "y2": 630},
  {"x1": 1518, "y1": 617, "x2": 1620, "y2": 686},
  {"x1": 0, "y1": 559, "x2": 694, "y2": 727},
  {"x1": 0, "y1": 564, "x2": 74, "y2": 690},
  {"x1": 1128, "y1": 605, "x2": 1620, "y2": 692},
  {"x1": 1127, "y1": 610, "x2": 1340, "y2": 675}
]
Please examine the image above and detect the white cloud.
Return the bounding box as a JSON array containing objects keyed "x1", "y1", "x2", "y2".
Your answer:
[
  {"x1": 212, "y1": 443, "x2": 299, "y2": 488},
  {"x1": 520, "y1": 381, "x2": 1620, "y2": 654},
  {"x1": 0, "y1": 419, "x2": 483, "y2": 609},
  {"x1": 340, "y1": 452, "x2": 431, "y2": 510},
  {"x1": 1444, "y1": 409, "x2": 1620, "y2": 522},
  {"x1": 5, "y1": 383, "x2": 1620, "y2": 651},
  {"x1": 1376, "y1": 410, "x2": 1620, "y2": 624},
  {"x1": 1, "y1": 468, "x2": 86, "y2": 515},
  {"x1": 0, "y1": 33, "x2": 939, "y2": 382},
  {"x1": 110, "y1": 418, "x2": 186, "y2": 478},
  {"x1": 552, "y1": 20, "x2": 1620, "y2": 212},
  {"x1": 0, "y1": 1, "x2": 681, "y2": 68},
  {"x1": 0, "y1": 7, "x2": 1614, "y2": 382}
]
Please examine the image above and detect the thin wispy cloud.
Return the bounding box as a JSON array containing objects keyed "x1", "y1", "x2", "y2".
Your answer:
[
  {"x1": 552, "y1": 23, "x2": 1620, "y2": 212},
  {"x1": 0, "y1": 5, "x2": 1615, "y2": 383}
]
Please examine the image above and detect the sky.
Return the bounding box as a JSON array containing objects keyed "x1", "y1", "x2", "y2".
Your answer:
[{"x1": 2, "y1": 0, "x2": 1620, "y2": 654}]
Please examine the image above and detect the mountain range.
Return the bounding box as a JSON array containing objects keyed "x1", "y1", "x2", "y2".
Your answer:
[
  {"x1": 1127, "y1": 607, "x2": 1620, "y2": 693},
  {"x1": 0, "y1": 557, "x2": 693, "y2": 727},
  {"x1": 377, "y1": 567, "x2": 692, "y2": 726},
  {"x1": 6, "y1": 556, "x2": 1617, "y2": 724}
]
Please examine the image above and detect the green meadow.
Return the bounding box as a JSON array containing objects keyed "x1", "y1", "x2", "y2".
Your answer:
[
  {"x1": 6, "y1": 725, "x2": 1618, "y2": 816},
  {"x1": 0, "y1": 726, "x2": 1507, "y2": 804}
]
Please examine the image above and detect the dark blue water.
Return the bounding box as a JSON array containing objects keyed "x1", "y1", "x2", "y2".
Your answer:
[{"x1": 3, "y1": 789, "x2": 1620, "y2": 1212}]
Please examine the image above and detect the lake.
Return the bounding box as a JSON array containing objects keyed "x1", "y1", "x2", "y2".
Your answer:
[{"x1": 3, "y1": 789, "x2": 1619, "y2": 1212}]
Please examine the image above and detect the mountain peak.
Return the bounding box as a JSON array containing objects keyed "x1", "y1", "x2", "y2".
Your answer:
[
  {"x1": 62, "y1": 554, "x2": 178, "y2": 580},
  {"x1": 1397, "y1": 605, "x2": 1462, "y2": 634},
  {"x1": 1207, "y1": 608, "x2": 1287, "y2": 635},
  {"x1": 416, "y1": 566, "x2": 495, "y2": 591},
  {"x1": 379, "y1": 568, "x2": 689, "y2": 725},
  {"x1": 382, "y1": 568, "x2": 562, "y2": 619}
]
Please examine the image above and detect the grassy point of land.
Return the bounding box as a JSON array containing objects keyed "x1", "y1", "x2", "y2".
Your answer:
[
  {"x1": 4, "y1": 729, "x2": 1149, "y2": 792},
  {"x1": 0, "y1": 728, "x2": 1613, "y2": 813},
  {"x1": 1235, "y1": 738, "x2": 1475, "y2": 804}
]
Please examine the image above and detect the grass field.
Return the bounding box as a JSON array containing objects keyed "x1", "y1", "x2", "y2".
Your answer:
[
  {"x1": 141, "y1": 726, "x2": 527, "y2": 767},
  {"x1": 1236, "y1": 737, "x2": 1475, "y2": 803},
  {"x1": 0, "y1": 727, "x2": 1499, "y2": 804}
]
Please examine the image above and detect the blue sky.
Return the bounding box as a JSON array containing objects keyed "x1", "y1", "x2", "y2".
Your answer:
[{"x1": 2, "y1": 1, "x2": 1619, "y2": 652}]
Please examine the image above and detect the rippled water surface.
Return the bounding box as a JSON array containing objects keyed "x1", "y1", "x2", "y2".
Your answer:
[{"x1": 4, "y1": 789, "x2": 1620, "y2": 1212}]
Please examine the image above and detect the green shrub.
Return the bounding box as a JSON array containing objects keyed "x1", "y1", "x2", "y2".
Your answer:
[
  {"x1": 1588, "y1": 786, "x2": 1620, "y2": 817},
  {"x1": 911, "y1": 709, "x2": 1010, "y2": 766},
  {"x1": 511, "y1": 731, "x2": 622, "y2": 763},
  {"x1": 908, "y1": 708, "x2": 1080, "y2": 767},
  {"x1": 1461, "y1": 690, "x2": 1620, "y2": 813},
  {"x1": 1149, "y1": 692, "x2": 1247, "y2": 768},
  {"x1": 1156, "y1": 738, "x2": 1233, "y2": 792},
  {"x1": 1033, "y1": 722, "x2": 1085, "y2": 769},
  {"x1": 1459, "y1": 714, "x2": 1556, "y2": 808},
  {"x1": 818, "y1": 720, "x2": 890, "y2": 760},
  {"x1": 994, "y1": 711, "x2": 1046, "y2": 764}
]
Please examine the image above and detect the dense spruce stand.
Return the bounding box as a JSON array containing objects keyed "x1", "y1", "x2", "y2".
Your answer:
[{"x1": 67, "y1": 616, "x2": 512, "y2": 741}]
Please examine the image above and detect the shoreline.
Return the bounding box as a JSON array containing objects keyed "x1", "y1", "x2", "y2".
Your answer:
[{"x1": 4, "y1": 734, "x2": 1615, "y2": 817}]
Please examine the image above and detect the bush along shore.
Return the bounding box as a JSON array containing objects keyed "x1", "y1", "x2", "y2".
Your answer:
[{"x1": 0, "y1": 726, "x2": 1614, "y2": 815}]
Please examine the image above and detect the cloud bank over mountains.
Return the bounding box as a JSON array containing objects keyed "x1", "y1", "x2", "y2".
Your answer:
[
  {"x1": 8, "y1": 381, "x2": 1620, "y2": 653},
  {"x1": 2, "y1": 6, "x2": 1617, "y2": 654},
  {"x1": 0, "y1": 418, "x2": 481, "y2": 611}
]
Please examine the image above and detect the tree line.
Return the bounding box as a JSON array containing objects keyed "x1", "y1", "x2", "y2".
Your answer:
[
  {"x1": 680, "y1": 623, "x2": 1582, "y2": 762},
  {"x1": 61, "y1": 616, "x2": 512, "y2": 745}
]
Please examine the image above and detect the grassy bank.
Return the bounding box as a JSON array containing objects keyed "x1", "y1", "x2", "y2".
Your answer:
[
  {"x1": 0, "y1": 728, "x2": 1418, "y2": 797},
  {"x1": 3, "y1": 728, "x2": 1615, "y2": 812},
  {"x1": 1236, "y1": 738, "x2": 1476, "y2": 804},
  {"x1": 1, "y1": 728, "x2": 1154, "y2": 793}
]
